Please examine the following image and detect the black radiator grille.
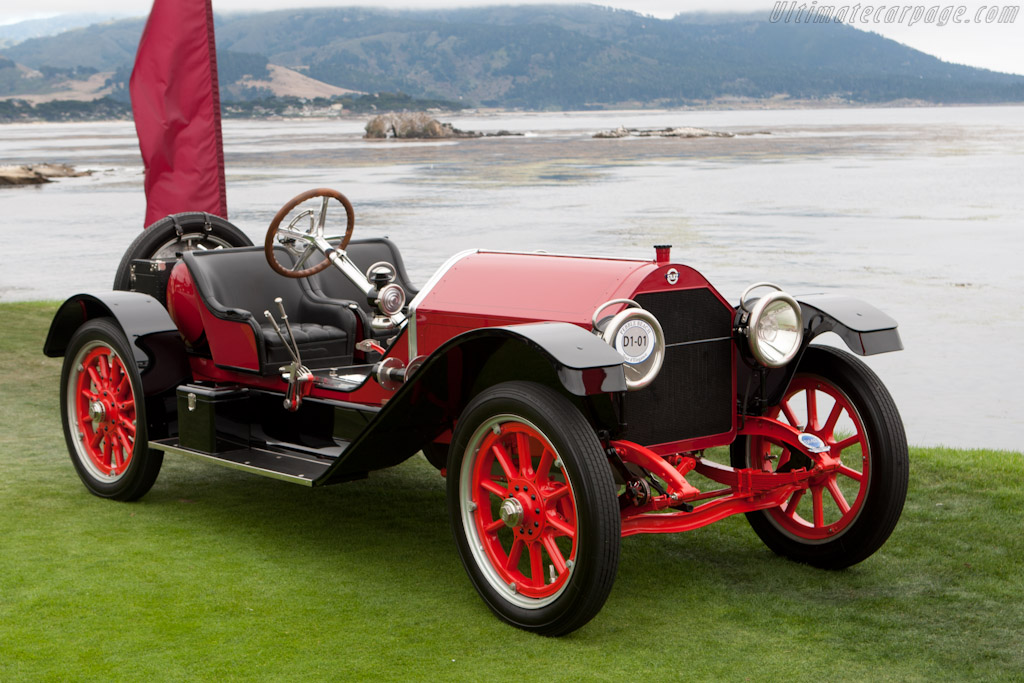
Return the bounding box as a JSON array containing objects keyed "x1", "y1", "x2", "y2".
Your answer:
[
  {"x1": 635, "y1": 290, "x2": 732, "y2": 344},
  {"x1": 624, "y1": 289, "x2": 734, "y2": 446}
]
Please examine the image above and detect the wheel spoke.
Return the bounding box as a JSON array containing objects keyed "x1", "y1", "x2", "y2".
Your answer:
[
  {"x1": 806, "y1": 389, "x2": 819, "y2": 431},
  {"x1": 822, "y1": 401, "x2": 843, "y2": 440},
  {"x1": 784, "y1": 489, "x2": 804, "y2": 518},
  {"x1": 480, "y1": 479, "x2": 507, "y2": 498},
  {"x1": 120, "y1": 419, "x2": 136, "y2": 436},
  {"x1": 505, "y1": 539, "x2": 524, "y2": 572},
  {"x1": 826, "y1": 477, "x2": 851, "y2": 515},
  {"x1": 546, "y1": 512, "x2": 576, "y2": 539},
  {"x1": 835, "y1": 434, "x2": 861, "y2": 452},
  {"x1": 86, "y1": 366, "x2": 103, "y2": 390},
  {"x1": 536, "y1": 447, "x2": 554, "y2": 482},
  {"x1": 491, "y1": 444, "x2": 515, "y2": 481},
  {"x1": 275, "y1": 225, "x2": 310, "y2": 242},
  {"x1": 315, "y1": 196, "x2": 330, "y2": 236},
  {"x1": 838, "y1": 464, "x2": 863, "y2": 482},
  {"x1": 541, "y1": 533, "x2": 568, "y2": 574},
  {"x1": 812, "y1": 486, "x2": 825, "y2": 527},
  {"x1": 291, "y1": 244, "x2": 318, "y2": 271},
  {"x1": 109, "y1": 361, "x2": 122, "y2": 393},
  {"x1": 103, "y1": 437, "x2": 113, "y2": 467},
  {"x1": 97, "y1": 355, "x2": 110, "y2": 382},
  {"x1": 776, "y1": 447, "x2": 792, "y2": 471},
  {"x1": 545, "y1": 483, "x2": 570, "y2": 503},
  {"x1": 117, "y1": 427, "x2": 133, "y2": 457},
  {"x1": 484, "y1": 518, "x2": 505, "y2": 534},
  {"x1": 528, "y1": 544, "x2": 544, "y2": 585},
  {"x1": 780, "y1": 398, "x2": 799, "y2": 427},
  {"x1": 516, "y1": 431, "x2": 532, "y2": 475},
  {"x1": 89, "y1": 428, "x2": 103, "y2": 449}
]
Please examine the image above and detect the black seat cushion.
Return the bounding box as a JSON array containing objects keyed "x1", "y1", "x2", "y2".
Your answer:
[{"x1": 182, "y1": 246, "x2": 357, "y2": 374}]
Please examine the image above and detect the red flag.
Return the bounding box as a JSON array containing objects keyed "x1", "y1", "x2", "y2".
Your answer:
[{"x1": 130, "y1": 0, "x2": 227, "y2": 226}]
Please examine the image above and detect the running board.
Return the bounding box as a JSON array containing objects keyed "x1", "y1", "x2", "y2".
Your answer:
[{"x1": 150, "y1": 438, "x2": 332, "y2": 486}]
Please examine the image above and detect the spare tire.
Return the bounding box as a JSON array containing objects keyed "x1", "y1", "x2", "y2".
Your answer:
[{"x1": 113, "y1": 212, "x2": 253, "y2": 291}]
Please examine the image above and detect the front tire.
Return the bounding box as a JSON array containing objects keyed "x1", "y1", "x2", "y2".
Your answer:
[
  {"x1": 60, "y1": 318, "x2": 163, "y2": 501},
  {"x1": 731, "y1": 346, "x2": 908, "y2": 568},
  {"x1": 447, "y1": 382, "x2": 620, "y2": 636}
]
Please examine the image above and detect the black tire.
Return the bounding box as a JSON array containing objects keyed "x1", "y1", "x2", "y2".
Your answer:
[
  {"x1": 60, "y1": 318, "x2": 163, "y2": 501},
  {"x1": 113, "y1": 212, "x2": 252, "y2": 291},
  {"x1": 730, "y1": 346, "x2": 908, "y2": 569},
  {"x1": 447, "y1": 381, "x2": 620, "y2": 636}
]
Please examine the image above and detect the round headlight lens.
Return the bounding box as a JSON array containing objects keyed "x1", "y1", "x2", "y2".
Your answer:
[{"x1": 747, "y1": 292, "x2": 803, "y2": 367}]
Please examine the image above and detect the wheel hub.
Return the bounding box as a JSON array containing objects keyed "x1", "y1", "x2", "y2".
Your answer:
[
  {"x1": 88, "y1": 400, "x2": 106, "y2": 424},
  {"x1": 499, "y1": 498, "x2": 524, "y2": 527}
]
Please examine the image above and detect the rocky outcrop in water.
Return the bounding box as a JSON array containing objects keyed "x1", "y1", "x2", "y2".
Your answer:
[
  {"x1": 365, "y1": 112, "x2": 480, "y2": 139},
  {"x1": 594, "y1": 126, "x2": 737, "y2": 139},
  {"x1": 0, "y1": 163, "x2": 92, "y2": 186}
]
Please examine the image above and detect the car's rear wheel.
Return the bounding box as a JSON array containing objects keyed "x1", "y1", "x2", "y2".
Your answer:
[
  {"x1": 731, "y1": 346, "x2": 908, "y2": 568},
  {"x1": 447, "y1": 381, "x2": 620, "y2": 636},
  {"x1": 60, "y1": 318, "x2": 162, "y2": 501},
  {"x1": 113, "y1": 212, "x2": 252, "y2": 291}
]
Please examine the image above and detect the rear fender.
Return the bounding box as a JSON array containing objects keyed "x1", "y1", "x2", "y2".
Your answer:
[
  {"x1": 43, "y1": 291, "x2": 189, "y2": 396},
  {"x1": 738, "y1": 294, "x2": 902, "y2": 411},
  {"x1": 318, "y1": 322, "x2": 626, "y2": 483}
]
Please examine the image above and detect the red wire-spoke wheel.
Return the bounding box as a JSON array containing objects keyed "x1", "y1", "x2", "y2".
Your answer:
[
  {"x1": 731, "y1": 346, "x2": 908, "y2": 569},
  {"x1": 448, "y1": 382, "x2": 619, "y2": 636},
  {"x1": 60, "y1": 319, "x2": 162, "y2": 501}
]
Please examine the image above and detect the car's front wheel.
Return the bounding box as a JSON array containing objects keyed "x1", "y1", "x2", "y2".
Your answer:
[
  {"x1": 60, "y1": 318, "x2": 163, "y2": 501},
  {"x1": 731, "y1": 346, "x2": 908, "y2": 568},
  {"x1": 447, "y1": 381, "x2": 620, "y2": 636}
]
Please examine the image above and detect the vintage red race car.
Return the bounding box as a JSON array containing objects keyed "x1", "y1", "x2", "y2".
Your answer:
[{"x1": 44, "y1": 188, "x2": 908, "y2": 636}]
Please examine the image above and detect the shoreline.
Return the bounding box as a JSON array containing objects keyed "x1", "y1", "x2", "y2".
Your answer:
[{"x1": 3, "y1": 98, "x2": 1024, "y2": 126}]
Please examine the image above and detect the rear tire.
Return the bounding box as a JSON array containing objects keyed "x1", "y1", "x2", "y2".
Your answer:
[
  {"x1": 447, "y1": 381, "x2": 620, "y2": 636},
  {"x1": 60, "y1": 318, "x2": 163, "y2": 501},
  {"x1": 113, "y1": 212, "x2": 252, "y2": 291},
  {"x1": 731, "y1": 346, "x2": 908, "y2": 569}
]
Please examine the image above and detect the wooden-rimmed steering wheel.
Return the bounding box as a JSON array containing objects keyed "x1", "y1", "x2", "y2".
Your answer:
[{"x1": 264, "y1": 188, "x2": 355, "y2": 278}]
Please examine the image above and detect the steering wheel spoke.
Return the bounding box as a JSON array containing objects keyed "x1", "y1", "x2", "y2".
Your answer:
[
  {"x1": 315, "y1": 196, "x2": 330, "y2": 236},
  {"x1": 264, "y1": 188, "x2": 355, "y2": 279}
]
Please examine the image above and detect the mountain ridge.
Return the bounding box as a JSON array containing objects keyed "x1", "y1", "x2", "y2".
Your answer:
[{"x1": 1, "y1": 5, "x2": 1022, "y2": 110}]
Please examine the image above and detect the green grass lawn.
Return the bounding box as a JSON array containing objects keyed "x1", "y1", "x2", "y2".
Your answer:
[{"x1": 2, "y1": 301, "x2": 1022, "y2": 681}]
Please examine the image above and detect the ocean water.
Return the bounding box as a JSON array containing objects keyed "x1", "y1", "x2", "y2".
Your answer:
[{"x1": 1, "y1": 106, "x2": 1021, "y2": 451}]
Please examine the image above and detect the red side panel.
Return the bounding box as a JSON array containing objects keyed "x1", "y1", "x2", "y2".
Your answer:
[
  {"x1": 199, "y1": 310, "x2": 260, "y2": 372},
  {"x1": 130, "y1": 0, "x2": 227, "y2": 226}
]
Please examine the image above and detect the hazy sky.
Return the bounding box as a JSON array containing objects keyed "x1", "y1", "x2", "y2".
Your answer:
[{"x1": 1, "y1": 0, "x2": 1022, "y2": 76}]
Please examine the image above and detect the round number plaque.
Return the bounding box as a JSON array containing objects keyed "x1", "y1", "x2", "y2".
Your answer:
[{"x1": 615, "y1": 319, "x2": 655, "y2": 364}]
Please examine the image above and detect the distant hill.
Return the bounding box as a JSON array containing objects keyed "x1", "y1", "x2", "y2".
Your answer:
[
  {"x1": 0, "y1": 13, "x2": 138, "y2": 49},
  {"x1": 2, "y1": 4, "x2": 1023, "y2": 110}
]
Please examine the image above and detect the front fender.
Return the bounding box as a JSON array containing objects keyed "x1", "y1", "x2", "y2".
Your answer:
[
  {"x1": 737, "y1": 294, "x2": 901, "y2": 412},
  {"x1": 317, "y1": 322, "x2": 626, "y2": 483},
  {"x1": 43, "y1": 291, "x2": 189, "y2": 395},
  {"x1": 798, "y1": 294, "x2": 902, "y2": 356}
]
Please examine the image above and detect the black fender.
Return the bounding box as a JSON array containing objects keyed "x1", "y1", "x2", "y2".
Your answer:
[
  {"x1": 737, "y1": 294, "x2": 902, "y2": 411},
  {"x1": 43, "y1": 291, "x2": 190, "y2": 396},
  {"x1": 318, "y1": 322, "x2": 626, "y2": 484},
  {"x1": 797, "y1": 294, "x2": 902, "y2": 356}
]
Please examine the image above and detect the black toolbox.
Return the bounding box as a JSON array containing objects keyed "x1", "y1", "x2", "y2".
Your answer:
[{"x1": 176, "y1": 384, "x2": 251, "y2": 453}]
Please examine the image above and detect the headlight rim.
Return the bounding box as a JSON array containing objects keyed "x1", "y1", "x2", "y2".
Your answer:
[
  {"x1": 593, "y1": 300, "x2": 666, "y2": 391},
  {"x1": 740, "y1": 284, "x2": 803, "y2": 368}
]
